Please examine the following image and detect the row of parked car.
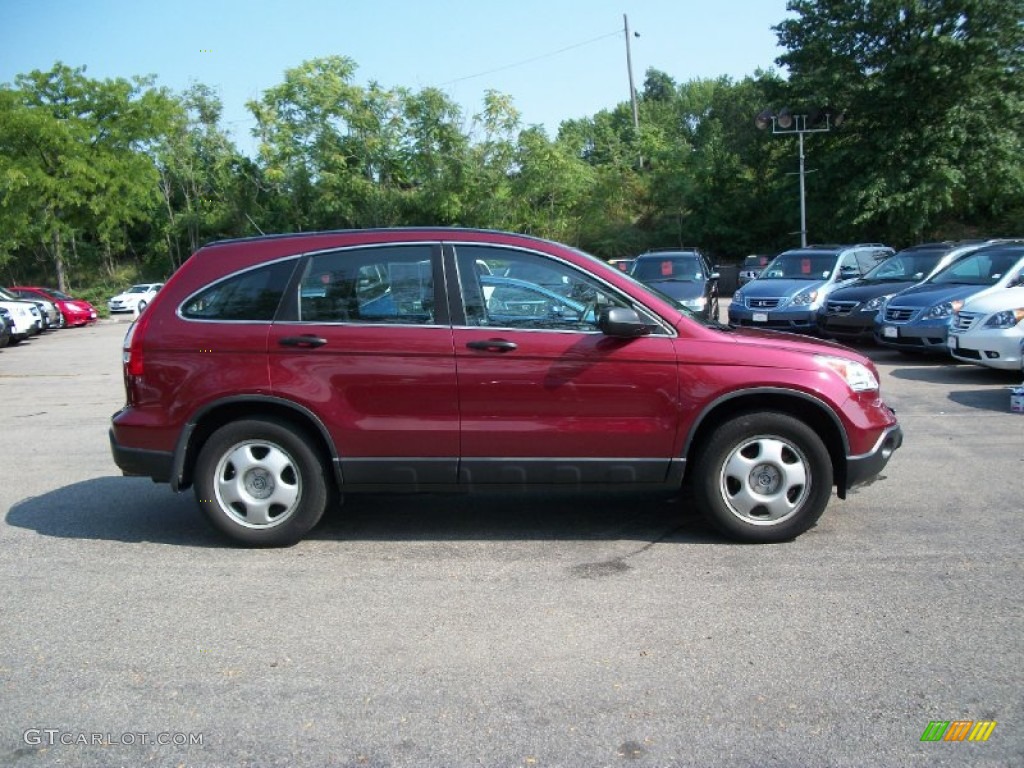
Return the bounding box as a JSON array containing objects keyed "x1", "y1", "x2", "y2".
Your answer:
[
  {"x1": 726, "y1": 240, "x2": 1024, "y2": 372},
  {"x1": 0, "y1": 285, "x2": 100, "y2": 347},
  {"x1": 0, "y1": 283, "x2": 168, "y2": 349}
]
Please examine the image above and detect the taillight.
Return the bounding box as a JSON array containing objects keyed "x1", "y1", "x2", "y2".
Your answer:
[{"x1": 123, "y1": 312, "x2": 151, "y2": 377}]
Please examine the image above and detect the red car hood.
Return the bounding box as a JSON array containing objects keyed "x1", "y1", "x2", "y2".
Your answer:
[
  {"x1": 728, "y1": 326, "x2": 860, "y2": 356},
  {"x1": 677, "y1": 320, "x2": 873, "y2": 369}
]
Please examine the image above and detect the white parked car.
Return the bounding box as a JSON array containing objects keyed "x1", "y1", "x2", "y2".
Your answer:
[
  {"x1": 108, "y1": 283, "x2": 163, "y2": 314},
  {"x1": 0, "y1": 298, "x2": 42, "y2": 342},
  {"x1": 1, "y1": 286, "x2": 57, "y2": 330},
  {"x1": 948, "y1": 285, "x2": 1024, "y2": 371}
]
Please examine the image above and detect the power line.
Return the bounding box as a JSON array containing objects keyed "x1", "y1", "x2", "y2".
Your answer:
[{"x1": 437, "y1": 29, "x2": 621, "y2": 87}]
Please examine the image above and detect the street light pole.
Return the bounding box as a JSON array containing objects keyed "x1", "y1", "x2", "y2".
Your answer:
[
  {"x1": 755, "y1": 109, "x2": 841, "y2": 248},
  {"x1": 797, "y1": 128, "x2": 807, "y2": 247}
]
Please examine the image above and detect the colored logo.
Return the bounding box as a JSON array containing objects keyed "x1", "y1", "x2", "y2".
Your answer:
[{"x1": 920, "y1": 720, "x2": 997, "y2": 742}]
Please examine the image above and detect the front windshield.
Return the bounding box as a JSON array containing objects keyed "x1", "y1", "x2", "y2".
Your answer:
[
  {"x1": 931, "y1": 250, "x2": 1023, "y2": 286},
  {"x1": 40, "y1": 287, "x2": 72, "y2": 300},
  {"x1": 632, "y1": 256, "x2": 703, "y2": 282},
  {"x1": 760, "y1": 252, "x2": 836, "y2": 280},
  {"x1": 864, "y1": 249, "x2": 948, "y2": 282},
  {"x1": 128, "y1": 285, "x2": 151, "y2": 293}
]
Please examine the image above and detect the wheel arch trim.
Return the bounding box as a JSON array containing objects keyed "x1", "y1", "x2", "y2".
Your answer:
[
  {"x1": 682, "y1": 387, "x2": 851, "y2": 491},
  {"x1": 170, "y1": 395, "x2": 342, "y2": 492}
]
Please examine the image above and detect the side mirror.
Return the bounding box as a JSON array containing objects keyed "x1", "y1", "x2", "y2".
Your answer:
[{"x1": 598, "y1": 307, "x2": 649, "y2": 338}]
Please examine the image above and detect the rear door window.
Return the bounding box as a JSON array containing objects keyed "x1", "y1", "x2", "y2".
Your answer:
[{"x1": 297, "y1": 246, "x2": 440, "y2": 325}]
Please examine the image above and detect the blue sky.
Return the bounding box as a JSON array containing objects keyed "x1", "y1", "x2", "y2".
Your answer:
[{"x1": 1, "y1": 0, "x2": 793, "y2": 155}]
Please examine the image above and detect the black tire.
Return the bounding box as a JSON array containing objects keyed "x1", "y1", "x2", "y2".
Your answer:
[
  {"x1": 691, "y1": 412, "x2": 833, "y2": 543},
  {"x1": 136, "y1": 300, "x2": 147, "y2": 313},
  {"x1": 193, "y1": 418, "x2": 329, "y2": 547}
]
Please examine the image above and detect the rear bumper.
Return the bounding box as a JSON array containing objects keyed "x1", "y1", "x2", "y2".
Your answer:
[{"x1": 108, "y1": 427, "x2": 173, "y2": 483}]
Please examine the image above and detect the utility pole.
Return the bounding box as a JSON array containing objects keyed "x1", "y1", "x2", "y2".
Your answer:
[
  {"x1": 624, "y1": 14, "x2": 639, "y2": 133},
  {"x1": 624, "y1": 14, "x2": 641, "y2": 166}
]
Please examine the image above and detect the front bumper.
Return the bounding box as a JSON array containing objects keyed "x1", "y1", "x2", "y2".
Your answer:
[
  {"x1": 874, "y1": 319, "x2": 951, "y2": 352},
  {"x1": 65, "y1": 306, "x2": 98, "y2": 325},
  {"x1": 817, "y1": 311, "x2": 877, "y2": 339},
  {"x1": 948, "y1": 330, "x2": 1024, "y2": 370},
  {"x1": 845, "y1": 423, "x2": 903, "y2": 490},
  {"x1": 728, "y1": 307, "x2": 818, "y2": 333}
]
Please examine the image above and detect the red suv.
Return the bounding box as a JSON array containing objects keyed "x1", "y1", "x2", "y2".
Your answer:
[{"x1": 109, "y1": 229, "x2": 902, "y2": 546}]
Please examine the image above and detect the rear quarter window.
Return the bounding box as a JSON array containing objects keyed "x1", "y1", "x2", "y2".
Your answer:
[{"x1": 181, "y1": 260, "x2": 296, "y2": 320}]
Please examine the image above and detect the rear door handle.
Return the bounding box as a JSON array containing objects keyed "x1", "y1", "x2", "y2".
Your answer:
[
  {"x1": 279, "y1": 335, "x2": 328, "y2": 348},
  {"x1": 466, "y1": 339, "x2": 517, "y2": 353}
]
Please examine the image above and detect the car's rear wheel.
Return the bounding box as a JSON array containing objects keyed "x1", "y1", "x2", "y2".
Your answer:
[
  {"x1": 194, "y1": 418, "x2": 329, "y2": 547},
  {"x1": 692, "y1": 412, "x2": 833, "y2": 543}
]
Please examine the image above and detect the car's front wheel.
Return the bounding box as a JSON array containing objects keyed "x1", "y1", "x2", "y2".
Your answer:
[
  {"x1": 193, "y1": 418, "x2": 329, "y2": 547},
  {"x1": 691, "y1": 412, "x2": 833, "y2": 543}
]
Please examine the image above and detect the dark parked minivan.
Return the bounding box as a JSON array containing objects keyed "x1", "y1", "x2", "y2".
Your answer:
[
  {"x1": 110, "y1": 229, "x2": 902, "y2": 547},
  {"x1": 816, "y1": 241, "x2": 994, "y2": 341},
  {"x1": 628, "y1": 249, "x2": 720, "y2": 321}
]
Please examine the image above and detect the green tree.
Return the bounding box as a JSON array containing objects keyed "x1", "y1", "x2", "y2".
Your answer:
[
  {"x1": 774, "y1": 0, "x2": 1024, "y2": 242},
  {"x1": 508, "y1": 126, "x2": 595, "y2": 244},
  {"x1": 0, "y1": 62, "x2": 170, "y2": 289},
  {"x1": 152, "y1": 83, "x2": 249, "y2": 272},
  {"x1": 400, "y1": 86, "x2": 472, "y2": 225},
  {"x1": 250, "y1": 56, "x2": 417, "y2": 230}
]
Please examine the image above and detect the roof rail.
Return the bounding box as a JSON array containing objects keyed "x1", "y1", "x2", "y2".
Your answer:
[{"x1": 641, "y1": 246, "x2": 703, "y2": 254}]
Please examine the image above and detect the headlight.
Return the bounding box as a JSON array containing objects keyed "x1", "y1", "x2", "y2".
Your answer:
[
  {"x1": 862, "y1": 294, "x2": 893, "y2": 312},
  {"x1": 681, "y1": 296, "x2": 707, "y2": 309},
  {"x1": 816, "y1": 355, "x2": 879, "y2": 392},
  {"x1": 924, "y1": 300, "x2": 962, "y2": 319},
  {"x1": 732, "y1": 289, "x2": 744, "y2": 303},
  {"x1": 790, "y1": 289, "x2": 819, "y2": 307},
  {"x1": 984, "y1": 308, "x2": 1024, "y2": 328}
]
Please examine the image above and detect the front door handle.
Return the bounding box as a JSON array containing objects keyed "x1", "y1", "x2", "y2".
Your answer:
[
  {"x1": 279, "y1": 335, "x2": 328, "y2": 348},
  {"x1": 466, "y1": 339, "x2": 518, "y2": 353}
]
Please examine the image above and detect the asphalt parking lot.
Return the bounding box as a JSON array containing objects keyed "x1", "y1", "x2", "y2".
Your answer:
[{"x1": 1, "y1": 318, "x2": 1021, "y2": 767}]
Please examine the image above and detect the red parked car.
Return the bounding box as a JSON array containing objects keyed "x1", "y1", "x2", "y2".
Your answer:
[
  {"x1": 109, "y1": 228, "x2": 902, "y2": 547},
  {"x1": 9, "y1": 286, "x2": 98, "y2": 327}
]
